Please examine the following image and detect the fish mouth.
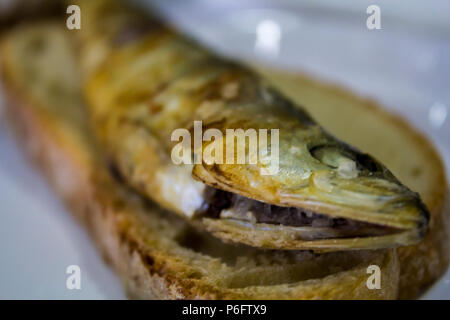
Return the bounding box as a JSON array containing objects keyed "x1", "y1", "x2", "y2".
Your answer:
[
  {"x1": 194, "y1": 185, "x2": 429, "y2": 250},
  {"x1": 198, "y1": 186, "x2": 400, "y2": 239}
]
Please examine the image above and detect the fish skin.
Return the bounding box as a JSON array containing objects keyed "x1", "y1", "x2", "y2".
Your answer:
[{"x1": 78, "y1": 0, "x2": 429, "y2": 250}]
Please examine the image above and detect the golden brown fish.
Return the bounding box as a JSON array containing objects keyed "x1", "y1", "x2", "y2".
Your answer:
[{"x1": 78, "y1": 0, "x2": 429, "y2": 251}]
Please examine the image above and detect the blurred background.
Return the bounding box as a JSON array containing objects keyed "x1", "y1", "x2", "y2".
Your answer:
[{"x1": 0, "y1": 0, "x2": 449, "y2": 299}]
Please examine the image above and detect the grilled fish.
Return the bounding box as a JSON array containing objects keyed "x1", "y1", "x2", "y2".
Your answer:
[{"x1": 78, "y1": 0, "x2": 429, "y2": 251}]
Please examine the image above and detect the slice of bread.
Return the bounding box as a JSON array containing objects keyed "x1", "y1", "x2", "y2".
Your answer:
[{"x1": 0, "y1": 22, "x2": 446, "y2": 299}]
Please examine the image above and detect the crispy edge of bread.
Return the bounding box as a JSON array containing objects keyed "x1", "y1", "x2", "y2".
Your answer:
[{"x1": 0, "y1": 23, "x2": 400, "y2": 300}]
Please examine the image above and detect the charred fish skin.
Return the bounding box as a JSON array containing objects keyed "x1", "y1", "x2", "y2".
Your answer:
[{"x1": 78, "y1": 0, "x2": 429, "y2": 250}]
